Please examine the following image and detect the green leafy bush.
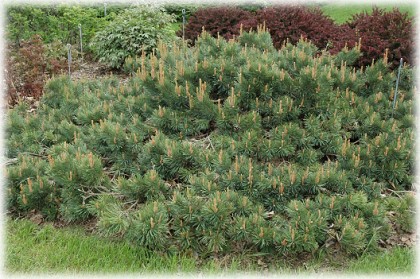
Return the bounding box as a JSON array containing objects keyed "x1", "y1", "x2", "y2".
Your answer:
[
  {"x1": 5, "y1": 4, "x2": 118, "y2": 106},
  {"x1": 6, "y1": 30, "x2": 414, "y2": 258},
  {"x1": 90, "y1": 6, "x2": 177, "y2": 69},
  {"x1": 163, "y1": 3, "x2": 202, "y2": 22},
  {"x1": 6, "y1": 5, "x2": 119, "y2": 49}
]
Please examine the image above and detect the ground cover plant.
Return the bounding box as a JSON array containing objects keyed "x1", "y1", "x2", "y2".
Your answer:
[{"x1": 6, "y1": 27, "x2": 415, "y2": 265}]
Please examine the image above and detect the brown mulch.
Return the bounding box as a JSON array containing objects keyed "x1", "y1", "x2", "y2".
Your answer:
[
  {"x1": 70, "y1": 60, "x2": 130, "y2": 84},
  {"x1": 8, "y1": 59, "x2": 131, "y2": 112}
]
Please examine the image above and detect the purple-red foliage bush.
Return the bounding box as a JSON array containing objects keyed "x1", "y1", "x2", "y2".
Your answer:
[
  {"x1": 11, "y1": 35, "x2": 47, "y2": 104},
  {"x1": 240, "y1": 6, "x2": 358, "y2": 53},
  {"x1": 6, "y1": 35, "x2": 67, "y2": 107},
  {"x1": 347, "y1": 8, "x2": 414, "y2": 69},
  {"x1": 181, "y1": 7, "x2": 253, "y2": 43},
  {"x1": 183, "y1": 6, "x2": 358, "y2": 57},
  {"x1": 182, "y1": 5, "x2": 414, "y2": 69}
]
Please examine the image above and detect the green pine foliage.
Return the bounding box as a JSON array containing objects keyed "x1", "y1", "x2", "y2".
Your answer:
[{"x1": 6, "y1": 28, "x2": 414, "y2": 259}]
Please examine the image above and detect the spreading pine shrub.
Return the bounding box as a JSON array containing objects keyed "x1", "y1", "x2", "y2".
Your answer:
[
  {"x1": 90, "y1": 6, "x2": 177, "y2": 68},
  {"x1": 346, "y1": 7, "x2": 414, "y2": 69},
  {"x1": 6, "y1": 29, "x2": 414, "y2": 260}
]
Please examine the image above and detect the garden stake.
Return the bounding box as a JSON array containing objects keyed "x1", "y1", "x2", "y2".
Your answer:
[
  {"x1": 182, "y1": 9, "x2": 186, "y2": 40},
  {"x1": 67, "y1": 44, "x2": 72, "y2": 78},
  {"x1": 78, "y1": 24, "x2": 83, "y2": 60},
  {"x1": 392, "y1": 58, "x2": 403, "y2": 118},
  {"x1": 104, "y1": 3, "x2": 107, "y2": 16}
]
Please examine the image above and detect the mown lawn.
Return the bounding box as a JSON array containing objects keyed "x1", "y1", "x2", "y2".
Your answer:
[
  {"x1": 5, "y1": 218, "x2": 415, "y2": 275},
  {"x1": 319, "y1": 4, "x2": 415, "y2": 24}
]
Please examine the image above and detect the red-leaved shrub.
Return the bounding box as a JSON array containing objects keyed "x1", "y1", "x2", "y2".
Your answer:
[
  {"x1": 182, "y1": 5, "x2": 414, "y2": 69},
  {"x1": 347, "y1": 7, "x2": 414, "y2": 69},
  {"x1": 6, "y1": 35, "x2": 68, "y2": 107},
  {"x1": 183, "y1": 5, "x2": 358, "y2": 57},
  {"x1": 6, "y1": 35, "x2": 47, "y2": 106},
  {"x1": 240, "y1": 6, "x2": 358, "y2": 53},
  {"x1": 181, "y1": 7, "x2": 253, "y2": 43}
]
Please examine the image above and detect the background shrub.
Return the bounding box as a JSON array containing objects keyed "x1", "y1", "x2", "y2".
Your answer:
[
  {"x1": 346, "y1": 7, "x2": 414, "y2": 68},
  {"x1": 183, "y1": 5, "x2": 358, "y2": 54},
  {"x1": 240, "y1": 6, "x2": 358, "y2": 53},
  {"x1": 182, "y1": 7, "x2": 253, "y2": 43},
  {"x1": 5, "y1": 35, "x2": 71, "y2": 106},
  {"x1": 90, "y1": 6, "x2": 177, "y2": 68},
  {"x1": 182, "y1": 5, "x2": 414, "y2": 68},
  {"x1": 163, "y1": 3, "x2": 202, "y2": 22},
  {"x1": 6, "y1": 5, "x2": 120, "y2": 50}
]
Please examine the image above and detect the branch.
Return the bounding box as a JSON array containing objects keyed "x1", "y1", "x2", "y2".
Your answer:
[
  {"x1": 4, "y1": 158, "x2": 18, "y2": 166},
  {"x1": 206, "y1": 135, "x2": 215, "y2": 151}
]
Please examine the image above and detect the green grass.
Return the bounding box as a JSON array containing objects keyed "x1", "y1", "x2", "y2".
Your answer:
[
  {"x1": 5, "y1": 218, "x2": 415, "y2": 275},
  {"x1": 5, "y1": 218, "x2": 197, "y2": 274},
  {"x1": 319, "y1": 4, "x2": 416, "y2": 24},
  {"x1": 346, "y1": 246, "x2": 415, "y2": 274},
  {"x1": 4, "y1": 218, "x2": 283, "y2": 274}
]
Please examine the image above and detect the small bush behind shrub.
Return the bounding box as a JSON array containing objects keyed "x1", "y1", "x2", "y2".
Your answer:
[
  {"x1": 90, "y1": 6, "x2": 177, "y2": 69},
  {"x1": 182, "y1": 7, "x2": 253, "y2": 44},
  {"x1": 5, "y1": 35, "x2": 70, "y2": 106},
  {"x1": 6, "y1": 5, "x2": 119, "y2": 49},
  {"x1": 347, "y1": 7, "x2": 414, "y2": 68},
  {"x1": 240, "y1": 6, "x2": 358, "y2": 53},
  {"x1": 163, "y1": 3, "x2": 201, "y2": 22},
  {"x1": 183, "y1": 5, "x2": 414, "y2": 69},
  {"x1": 6, "y1": 35, "x2": 70, "y2": 105},
  {"x1": 183, "y1": 5, "x2": 358, "y2": 56}
]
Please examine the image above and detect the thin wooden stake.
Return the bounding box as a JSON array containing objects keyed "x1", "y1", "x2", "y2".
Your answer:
[
  {"x1": 67, "y1": 43, "x2": 72, "y2": 78},
  {"x1": 182, "y1": 9, "x2": 186, "y2": 41},
  {"x1": 392, "y1": 58, "x2": 403, "y2": 118},
  {"x1": 78, "y1": 24, "x2": 83, "y2": 60}
]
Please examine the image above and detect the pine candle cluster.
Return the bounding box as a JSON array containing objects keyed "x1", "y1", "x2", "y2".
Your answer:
[{"x1": 6, "y1": 28, "x2": 414, "y2": 257}]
